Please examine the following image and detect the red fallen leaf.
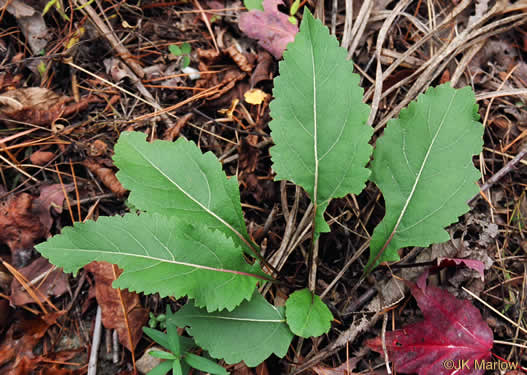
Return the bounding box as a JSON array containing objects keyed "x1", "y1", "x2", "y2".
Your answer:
[
  {"x1": 84, "y1": 261, "x2": 148, "y2": 351},
  {"x1": 239, "y1": 0, "x2": 298, "y2": 59},
  {"x1": 366, "y1": 273, "x2": 493, "y2": 375},
  {"x1": 436, "y1": 257, "x2": 485, "y2": 280}
]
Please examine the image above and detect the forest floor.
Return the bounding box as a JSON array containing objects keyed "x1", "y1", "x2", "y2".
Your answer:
[{"x1": 0, "y1": 0, "x2": 526, "y2": 374}]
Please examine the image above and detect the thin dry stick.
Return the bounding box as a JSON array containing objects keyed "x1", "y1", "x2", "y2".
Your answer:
[
  {"x1": 194, "y1": 0, "x2": 219, "y2": 52},
  {"x1": 469, "y1": 145, "x2": 527, "y2": 204},
  {"x1": 477, "y1": 88, "x2": 527, "y2": 100},
  {"x1": 347, "y1": 0, "x2": 373, "y2": 58},
  {"x1": 368, "y1": 0, "x2": 411, "y2": 126},
  {"x1": 320, "y1": 241, "x2": 369, "y2": 299},
  {"x1": 381, "y1": 313, "x2": 392, "y2": 375},
  {"x1": 75, "y1": 0, "x2": 144, "y2": 78},
  {"x1": 0, "y1": 153, "x2": 38, "y2": 182},
  {"x1": 74, "y1": 0, "x2": 173, "y2": 127},
  {"x1": 87, "y1": 305, "x2": 103, "y2": 375},
  {"x1": 363, "y1": 0, "x2": 472, "y2": 103},
  {"x1": 341, "y1": 0, "x2": 353, "y2": 49},
  {"x1": 375, "y1": 4, "x2": 525, "y2": 132}
]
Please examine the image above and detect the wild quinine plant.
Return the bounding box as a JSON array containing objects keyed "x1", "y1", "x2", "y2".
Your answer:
[{"x1": 36, "y1": 8, "x2": 483, "y2": 372}]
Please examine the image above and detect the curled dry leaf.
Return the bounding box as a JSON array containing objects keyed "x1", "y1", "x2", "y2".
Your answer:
[
  {"x1": 0, "y1": 0, "x2": 49, "y2": 54},
  {"x1": 84, "y1": 261, "x2": 148, "y2": 351},
  {"x1": 250, "y1": 51, "x2": 274, "y2": 87},
  {"x1": 0, "y1": 88, "x2": 100, "y2": 127},
  {"x1": 239, "y1": 0, "x2": 298, "y2": 59},
  {"x1": 29, "y1": 150, "x2": 56, "y2": 166},
  {"x1": 0, "y1": 311, "x2": 63, "y2": 372},
  {"x1": 0, "y1": 184, "x2": 73, "y2": 266},
  {"x1": 163, "y1": 113, "x2": 193, "y2": 141},
  {"x1": 0, "y1": 193, "x2": 48, "y2": 260},
  {"x1": 87, "y1": 139, "x2": 109, "y2": 157},
  {"x1": 10, "y1": 257, "x2": 69, "y2": 306},
  {"x1": 83, "y1": 159, "x2": 127, "y2": 196},
  {"x1": 224, "y1": 45, "x2": 254, "y2": 72}
]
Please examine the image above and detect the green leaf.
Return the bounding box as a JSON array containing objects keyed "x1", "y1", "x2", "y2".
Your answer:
[
  {"x1": 181, "y1": 55, "x2": 190, "y2": 69},
  {"x1": 114, "y1": 131, "x2": 255, "y2": 254},
  {"x1": 169, "y1": 44, "x2": 182, "y2": 56},
  {"x1": 366, "y1": 84, "x2": 483, "y2": 272},
  {"x1": 165, "y1": 307, "x2": 181, "y2": 355},
  {"x1": 269, "y1": 9, "x2": 372, "y2": 237},
  {"x1": 172, "y1": 359, "x2": 183, "y2": 375},
  {"x1": 143, "y1": 327, "x2": 171, "y2": 349},
  {"x1": 285, "y1": 289, "x2": 333, "y2": 338},
  {"x1": 243, "y1": 0, "x2": 264, "y2": 11},
  {"x1": 149, "y1": 350, "x2": 177, "y2": 360},
  {"x1": 180, "y1": 42, "x2": 191, "y2": 55},
  {"x1": 35, "y1": 213, "x2": 261, "y2": 312},
  {"x1": 183, "y1": 353, "x2": 228, "y2": 375},
  {"x1": 147, "y1": 360, "x2": 173, "y2": 375},
  {"x1": 170, "y1": 293, "x2": 294, "y2": 366}
]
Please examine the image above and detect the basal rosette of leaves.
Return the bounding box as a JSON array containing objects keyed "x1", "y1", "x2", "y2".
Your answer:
[{"x1": 35, "y1": 6, "x2": 488, "y2": 371}]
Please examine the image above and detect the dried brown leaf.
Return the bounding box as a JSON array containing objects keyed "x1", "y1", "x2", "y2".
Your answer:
[
  {"x1": 0, "y1": 88, "x2": 99, "y2": 127},
  {"x1": 10, "y1": 257, "x2": 69, "y2": 306},
  {"x1": 83, "y1": 159, "x2": 127, "y2": 196},
  {"x1": 29, "y1": 151, "x2": 55, "y2": 166},
  {"x1": 84, "y1": 261, "x2": 148, "y2": 351}
]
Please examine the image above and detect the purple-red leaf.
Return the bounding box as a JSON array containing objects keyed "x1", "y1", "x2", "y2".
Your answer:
[
  {"x1": 436, "y1": 257, "x2": 485, "y2": 280},
  {"x1": 239, "y1": 0, "x2": 298, "y2": 59},
  {"x1": 367, "y1": 274, "x2": 493, "y2": 375}
]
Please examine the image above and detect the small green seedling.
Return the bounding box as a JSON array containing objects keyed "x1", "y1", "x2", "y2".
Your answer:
[
  {"x1": 169, "y1": 43, "x2": 192, "y2": 69},
  {"x1": 143, "y1": 307, "x2": 228, "y2": 375},
  {"x1": 148, "y1": 312, "x2": 167, "y2": 330}
]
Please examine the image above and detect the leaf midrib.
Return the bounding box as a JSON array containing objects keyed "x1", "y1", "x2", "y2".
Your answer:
[
  {"x1": 51, "y1": 247, "x2": 265, "y2": 279},
  {"x1": 389, "y1": 91, "x2": 458, "y2": 238},
  {"x1": 309, "y1": 22, "x2": 319, "y2": 216},
  {"x1": 131, "y1": 142, "x2": 251, "y2": 250}
]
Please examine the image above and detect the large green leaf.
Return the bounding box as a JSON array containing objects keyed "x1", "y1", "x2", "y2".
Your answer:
[
  {"x1": 114, "y1": 131, "x2": 254, "y2": 253},
  {"x1": 170, "y1": 293, "x2": 294, "y2": 367},
  {"x1": 366, "y1": 84, "x2": 483, "y2": 271},
  {"x1": 35, "y1": 213, "x2": 261, "y2": 311},
  {"x1": 269, "y1": 9, "x2": 372, "y2": 237},
  {"x1": 285, "y1": 289, "x2": 333, "y2": 338}
]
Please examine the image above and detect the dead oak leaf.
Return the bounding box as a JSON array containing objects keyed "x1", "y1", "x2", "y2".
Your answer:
[{"x1": 239, "y1": 0, "x2": 298, "y2": 59}]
